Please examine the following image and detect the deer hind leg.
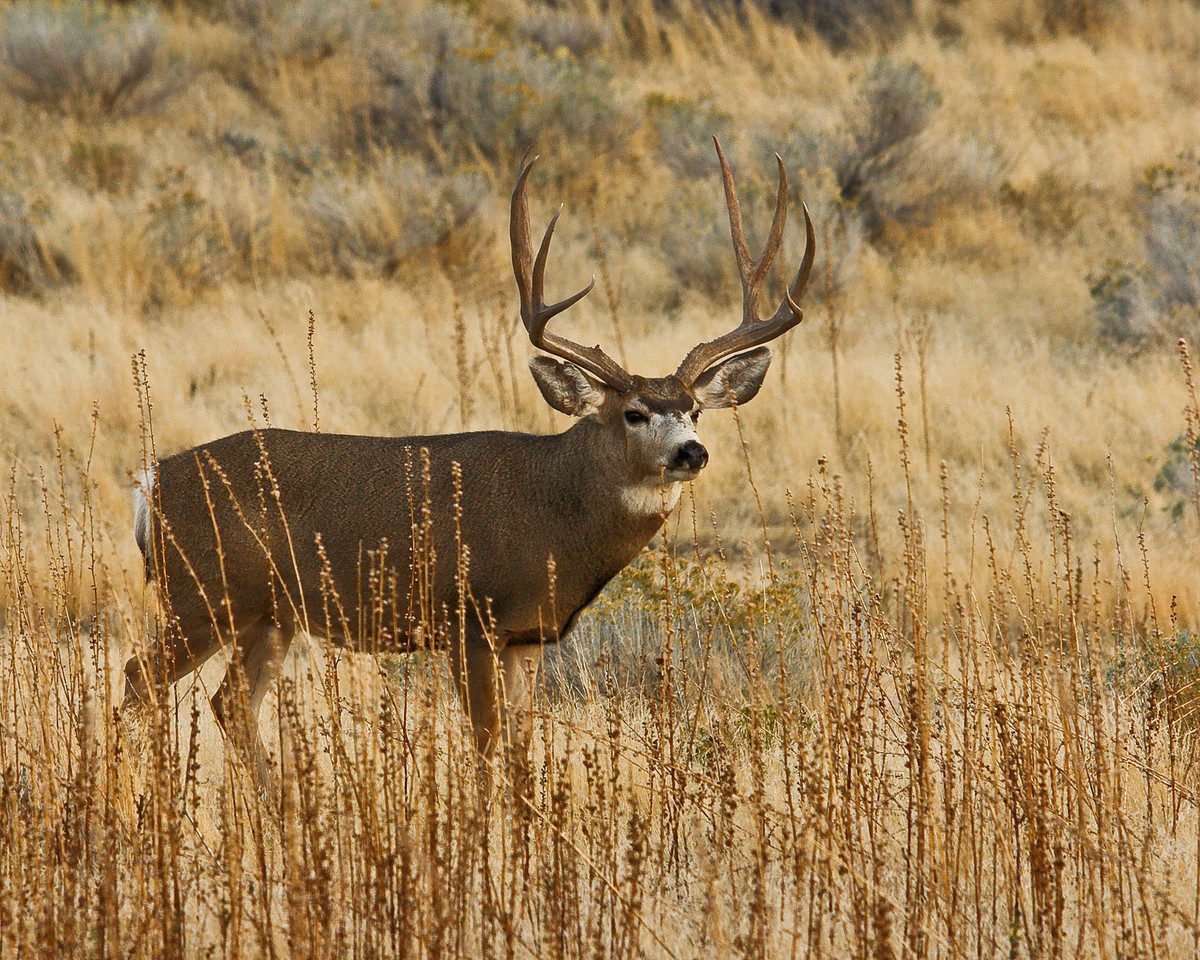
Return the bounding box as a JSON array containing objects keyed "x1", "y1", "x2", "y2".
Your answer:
[
  {"x1": 122, "y1": 617, "x2": 232, "y2": 713},
  {"x1": 211, "y1": 620, "x2": 294, "y2": 797}
]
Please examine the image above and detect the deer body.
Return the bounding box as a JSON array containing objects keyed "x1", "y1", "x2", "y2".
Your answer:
[
  {"x1": 137, "y1": 422, "x2": 668, "y2": 656},
  {"x1": 124, "y1": 140, "x2": 815, "y2": 786}
]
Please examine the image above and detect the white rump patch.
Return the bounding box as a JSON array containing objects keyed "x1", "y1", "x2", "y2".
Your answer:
[
  {"x1": 619, "y1": 480, "x2": 682, "y2": 516},
  {"x1": 133, "y1": 465, "x2": 155, "y2": 555}
]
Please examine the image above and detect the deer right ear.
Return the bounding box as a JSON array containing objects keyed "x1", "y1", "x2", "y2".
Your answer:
[{"x1": 529, "y1": 357, "x2": 609, "y2": 417}]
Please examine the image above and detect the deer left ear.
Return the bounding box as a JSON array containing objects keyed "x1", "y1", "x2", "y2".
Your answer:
[{"x1": 692, "y1": 347, "x2": 772, "y2": 409}]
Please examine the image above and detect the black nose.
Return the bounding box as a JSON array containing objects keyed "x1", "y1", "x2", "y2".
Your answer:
[{"x1": 671, "y1": 440, "x2": 709, "y2": 471}]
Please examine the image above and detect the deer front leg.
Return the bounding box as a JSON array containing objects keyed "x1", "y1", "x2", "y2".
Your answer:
[
  {"x1": 450, "y1": 630, "x2": 503, "y2": 759},
  {"x1": 450, "y1": 633, "x2": 542, "y2": 761},
  {"x1": 498, "y1": 642, "x2": 543, "y2": 758}
]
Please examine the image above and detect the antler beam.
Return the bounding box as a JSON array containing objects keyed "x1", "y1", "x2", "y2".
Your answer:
[
  {"x1": 675, "y1": 138, "x2": 816, "y2": 386},
  {"x1": 511, "y1": 148, "x2": 633, "y2": 392}
]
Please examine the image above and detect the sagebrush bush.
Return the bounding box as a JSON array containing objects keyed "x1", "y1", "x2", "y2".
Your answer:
[
  {"x1": 0, "y1": 3, "x2": 183, "y2": 117},
  {"x1": 743, "y1": 126, "x2": 865, "y2": 301},
  {"x1": 1002, "y1": 170, "x2": 1087, "y2": 237},
  {"x1": 1151, "y1": 433, "x2": 1200, "y2": 521},
  {"x1": 649, "y1": 179, "x2": 738, "y2": 302},
  {"x1": 796, "y1": 168, "x2": 865, "y2": 302},
  {"x1": 543, "y1": 550, "x2": 813, "y2": 704},
  {"x1": 517, "y1": 9, "x2": 609, "y2": 59},
  {"x1": 647, "y1": 93, "x2": 734, "y2": 179},
  {"x1": 368, "y1": 5, "x2": 631, "y2": 164},
  {"x1": 64, "y1": 135, "x2": 141, "y2": 194},
  {"x1": 753, "y1": 0, "x2": 916, "y2": 48},
  {"x1": 1143, "y1": 162, "x2": 1200, "y2": 317},
  {"x1": 830, "y1": 57, "x2": 996, "y2": 240},
  {"x1": 1092, "y1": 157, "x2": 1200, "y2": 344},
  {"x1": 831, "y1": 58, "x2": 939, "y2": 233},
  {"x1": 305, "y1": 155, "x2": 486, "y2": 277},
  {"x1": 1090, "y1": 260, "x2": 1154, "y2": 343},
  {"x1": 141, "y1": 181, "x2": 234, "y2": 306},
  {"x1": 228, "y1": 0, "x2": 378, "y2": 65},
  {"x1": 999, "y1": 0, "x2": 1126, "y2": 39},
  {"x1": 0, "y1": 190, "x2": 74, "y2": 295}
]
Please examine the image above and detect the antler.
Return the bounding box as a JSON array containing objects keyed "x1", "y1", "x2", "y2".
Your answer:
[
  {"x1": 674, "y1": 137, "x2": 816, "y2": 386},
  {"x1": 511, "y1": 147, "x2": 633, "y2": 392}
]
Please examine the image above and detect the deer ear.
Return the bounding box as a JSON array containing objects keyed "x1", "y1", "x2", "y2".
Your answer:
[
  {"x1": 529, "y1": 357, "x2": 609, "y2": 417},
  {"x1": 692, "y1": 347, "x2": 772, "y2": 409}
]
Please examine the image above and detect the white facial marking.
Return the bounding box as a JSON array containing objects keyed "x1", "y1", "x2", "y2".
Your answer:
[
  {"x1": 618, "y1": 410, "x2": 699, "y2": 515},
  {"x1": 133, "y1": 465, "x2": 155, "y2": 553},
  {"x1": 645, "y1": 411, "x2": 700, "y2": 466}
]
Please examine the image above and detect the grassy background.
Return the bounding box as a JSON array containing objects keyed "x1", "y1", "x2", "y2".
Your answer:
[{"x1": 4, "y1": 2, "x2": 1200, "y2": 957}]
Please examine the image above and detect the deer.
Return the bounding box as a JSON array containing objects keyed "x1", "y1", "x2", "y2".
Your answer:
[{"x1": 123, "y1": 138, "x2": 815, "y2": 791}]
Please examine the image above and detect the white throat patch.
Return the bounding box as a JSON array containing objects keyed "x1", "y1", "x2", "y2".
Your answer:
[{"x1": 619, "y1": 479, "x2": 682, "y2": 516}]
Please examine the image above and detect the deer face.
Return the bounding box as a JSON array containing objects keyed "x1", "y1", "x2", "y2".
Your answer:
[
  {"x1": 617, "y1": 385, "x2": 705, "y2": 483},
  {"x1": 528, "y1": 347, "x2": 773, "y2": 484}
]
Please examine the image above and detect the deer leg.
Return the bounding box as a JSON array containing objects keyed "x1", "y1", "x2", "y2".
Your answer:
[
  {"x1": 497, "y1": 642, "x2": 543, "y2": 758},
  {"x1": 211, "y1": 621, "x2": 294, "y2": 796},
  {"x1": 450, "y1": 630, "x2": 504, "y2": 759},
  {"x1": 450, "y1": 634, "x2": 543, "y2": 760},
  {"x1": 122, "y1": 620, "x2": 233, "y2": 712}
]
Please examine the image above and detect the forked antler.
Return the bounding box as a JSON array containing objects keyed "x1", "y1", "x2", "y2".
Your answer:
[
  {"x1": 511, "y1": 148, "x2": 634, "y2": 391},
  {"x1": 674, "y1": 138, "x2": 816, "y2": 386}
]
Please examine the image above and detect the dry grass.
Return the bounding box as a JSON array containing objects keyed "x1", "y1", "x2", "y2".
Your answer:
[{"x1": 3, "y1": 0, "x2": 1200, "y2": 956}]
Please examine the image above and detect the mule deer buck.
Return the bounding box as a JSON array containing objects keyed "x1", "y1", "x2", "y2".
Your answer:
[{"x1": 124, "y1": 138, "x2": 814, "y2": 787}]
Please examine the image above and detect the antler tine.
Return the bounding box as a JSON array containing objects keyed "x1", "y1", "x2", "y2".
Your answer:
[
  {"x1": 773, "y1": 201, "x2": 816, "y2": 324},
  {"x1": 510, "y1": 147, "x2": 538, "y2": 321},
  {"x1": 714, "y1": 138, "x2": 753, "y2": 283},
  {"x1": 713, "y1": 139, "x2": 789, "y2": 322},
  {"x1": 510, "y1": 147, "x2": 631, "y2": 391},
  {"x1": 675, "y1": 141, "x2": 816, "y2": 386}
]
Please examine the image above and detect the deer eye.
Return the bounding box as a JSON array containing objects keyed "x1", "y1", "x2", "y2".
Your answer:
[{"x1": 624, "y1": 410, "x2": 648, "y2": 426}]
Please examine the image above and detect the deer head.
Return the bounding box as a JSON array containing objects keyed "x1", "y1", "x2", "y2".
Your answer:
[{"x1": 511, "y1": 137, "x2": 815, "y2": 492}]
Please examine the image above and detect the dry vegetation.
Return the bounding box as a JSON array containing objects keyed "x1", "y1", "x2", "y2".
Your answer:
[{"x1": 3, "y1": 0, "x2": 1200, "y2": 956}]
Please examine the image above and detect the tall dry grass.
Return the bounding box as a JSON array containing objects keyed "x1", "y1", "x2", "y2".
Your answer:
[
  {"x1": 4, "y1": 345, "x2": 1200, "y2": 957},
  {"x1": 3, "y1": 0, "x2": 1200, "y2": 955},
  {"x1": 1, "y1": 0, "x2": 1199, "y2": 612}
]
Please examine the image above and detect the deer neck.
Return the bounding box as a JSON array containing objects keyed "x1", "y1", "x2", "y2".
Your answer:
[{"x1": 552, "y1": 418, "x2": 678, "y2": 538}]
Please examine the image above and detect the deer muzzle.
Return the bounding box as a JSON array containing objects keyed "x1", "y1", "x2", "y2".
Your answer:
[{"x1": 669, "y1": 440, "x2": 709, "y2": 476}]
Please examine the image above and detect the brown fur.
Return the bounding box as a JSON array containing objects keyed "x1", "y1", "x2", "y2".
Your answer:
[{"x1": 124, "y1": 388, "x2": 687, "y2": 767}]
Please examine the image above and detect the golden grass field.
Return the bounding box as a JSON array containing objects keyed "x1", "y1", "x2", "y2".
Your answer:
[{"x1": 3, "y1": 0, "x2": 1200, "y2": 956}]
